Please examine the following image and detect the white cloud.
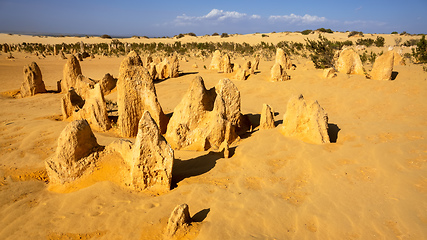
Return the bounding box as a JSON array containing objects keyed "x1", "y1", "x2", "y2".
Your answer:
[
  {"x1": 269, "y1": 14, "x2": 326, "y2": 24},
  {"x1": 174, "y1": 9, "x2": 260, "y2": 26}
]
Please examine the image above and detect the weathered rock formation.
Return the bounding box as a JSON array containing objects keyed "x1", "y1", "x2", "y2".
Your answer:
[
  {"x1": 276, "y1": 48, "x2": 292, "y2": 70},
  {"x1": 158, "y1": 58, "x2": 170, "y2": 79},
  {"x1": 118, "y1": 51, "x2": 168, "y2": 137},
  {"x1": 130, "y1": 111, "x2": 174, "y2": 191},
  {"x1": 281, "y1": 94, "x2": 330, "y2": 144},
  {"x1": 99, "y1": 73, "x2": 117, "y2": 95},
  {"x1": 74, "y1": 74, "x2": 97, "y2": 100},
  {"x1": 45, "y1": 119, "x2": 100, "y2": 184},
  {"x1": 234, "y1": 65, "x2": 249, "y2": 81},
  {"x1": 260, "y1": 104, "x2": 275, "y2": 129},
  {"x1": 209, "y1": 50, "x2": 222, "y2": 70},
  {"x1": 270, "y1": 62, "x2": 290, "y2": 81},
  {"x1": 335, "y1": 48, "x2": 364, "y2": 75},
  {"x1": 323, "y1": 68, "x2": 337, "y2": 78},
  {"x1": 370, "y1": 51, "x2": 394, "y2": 81},
  {"x1": 62, "y1": 55, "x2": 82, "y2": 92},
  {"x1": 61, "y1": 88, "x2": 85, "y2": 120},
  {"x1": 74, "y1": 84, "x2": 111, "y2": 132},
  {"x1": 253, "y1": 56, "x2": 260, "y2": 70},
  {"x1": 169, "y1": 55, "x2": 180, "y2": 78},
  {"x1": 20, "y1": 62, "x2": 47, "y2": 97},
  {"x1": 165, "y1": 76, "x2": 243, "y2": 151},
  {"x1": 165, "y1": 204, "x2": 192, "y2": 238},
  {"x1": 221, "y1": 54, "x2": 233, "y2": 73}
]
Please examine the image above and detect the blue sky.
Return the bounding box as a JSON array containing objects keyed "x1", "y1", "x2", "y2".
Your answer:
[{"x1": 0, "y1": 0, "x2": 425, "y2": 37}]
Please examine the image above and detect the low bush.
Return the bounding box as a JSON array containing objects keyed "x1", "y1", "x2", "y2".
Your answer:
[
  {"x1": 301, "y1": 29, "x2": 312, "y2": 35},
  {"x1": 317, "y1": 28, "x2": 333, "y2": 33},
  {"x1": 100, "y1": 34, "x2": 112, "y2": 39},
  {"x1": 221, "y1": 33, "x2": 229, "y2": 38},
  {"x1": 356, "y1": 38, "x2": 374, "y2": 47},
  {"x1": 412, "y1": 35, "x2": 427, "y2": 63},
  {"x1": 348, "y1": 31, "x2": 364, "y2": 37},
  {"x1": 374, "y1": 36, "x2": 385, "y2": 47}
]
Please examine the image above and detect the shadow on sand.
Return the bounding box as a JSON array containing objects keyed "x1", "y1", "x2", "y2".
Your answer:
[
  {"x1": 171, "y1": 151, "x2": 223, "y2": 189},
  {"x1": 328, "y1": 123, "x2": 340, "y2": 143},
  {"x1": 192, "y1": 208, "x2": 210, "y2": 222}
]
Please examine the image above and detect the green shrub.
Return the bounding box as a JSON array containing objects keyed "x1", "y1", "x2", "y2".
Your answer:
[
  {"x1": 301, "y1": 29, "x2": 312, "y2": 35},
  {"x1": 221, "y1": 33, "x2": 229, "y2": 38},
  {"x1": 100, "y1": 34, "x2": 112, "y2": 39},
  {"x1": 348, "y1": 31, "x2": 364, "y2": 37},
  {"x1": 412, "y1": 35, "x2": 427, "y2": 63},
  {"x1": 356, "y1": 38, "x2": 374, "y2": 47},
  {"x1": 212, "y1": 33, "x2": 219, "y2": 36},
  {"x1": 262, "y1": 34, "x2": 269, "y2": 38},
  {"x1": 317, "y1": 28, "x2": 333, "y2": 33},
  {"x1": 305, "y1": 35, "x2": 346, "y2": 69},
  {"x1": 374, "y1": 36, "x2": 385, "y2": 47},
  {"x1": 403, "y1": 39, "x2": 419, "y2": 47},
  {"x1": 391, "y1": 31, "x2": 398, "y2": 34}
]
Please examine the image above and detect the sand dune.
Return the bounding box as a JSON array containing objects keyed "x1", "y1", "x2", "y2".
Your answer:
[{"x1": 0, "y1": 33, "x2": 426, "y2": 239}]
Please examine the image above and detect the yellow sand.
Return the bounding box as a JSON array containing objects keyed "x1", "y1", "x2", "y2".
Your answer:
[{"x1": 0, "y1": 33, "x2": 426, "y2": 239}]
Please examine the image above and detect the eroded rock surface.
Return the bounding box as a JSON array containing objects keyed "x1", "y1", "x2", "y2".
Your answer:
[
  {"x1": 62, "y1": 55, "x2": 82, "y2": 92},
  {"x1": 260, "y1": 104, "x2": 275, "y2": 129},
  {"x1": 281, "y1": 94, "x2": 330, "y2": 144},
  {"x1": 165, "y1": 76, "x2": 242, "y2": 150},
  {"x1": 165, "y1": 204, "x2": 192, "y2": 238},
  {"x1": 335, "y1": 48, "x2": 364, "y2": 75},
  {"x1": 45, "y1": 120, "x2": 100, "y2": 184},
  {"x1": 117, "y1": 51, "x2": 168, "y2": 137},
  {"x1": 20, "y1": 62, "x2": 46, "y2": 97},
  {"x1": 130, "y1": 111, "x2": 174, "y2": 191},
  {"x1": 370, "y1": 51, "x2": 394, "y2": 81}
]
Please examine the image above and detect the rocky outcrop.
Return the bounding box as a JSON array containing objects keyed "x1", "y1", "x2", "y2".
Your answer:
[
  {"x1": 335, "y1": 48, "x2": 364, "y2": 75},
  {"x1": 130, "y1": 111, "x2": 174, "y2": 191},
  {"x1": 117, "y1": 51, "x2": 168, "y2": 137},
  {"x1": 62, "y1": 55, "x2": 82, "y2": 92},
  {"x1": 253, "y1": 56, "x2": 260, "y2": 70},
  {"x1": 165, "y1": 76, "x2": 242, "y2": 151},
  {"x1": 99, "y1": 73, "x2": 117, "y2": 95},
  {"x1": 270, "y1": 62, "x2": 290, "y2": 81},
  {"x1": 322, "y1": 68, "x2": 337, "y2": 78},
  {"x1": 276, "y1": 48, "x2": 292, "y2": 70},
  {"x1": 165, "y1": 204, "x2": 192, "y2": 238},
  {"x1": 209, "y1": 50, "x2": 222, "y2": 71},
  {"x1": 45, "y1": 120, "x2": 100, "y2": 184},
  {"x1": 370, "y1": 51, "x2": 394, "y2": 80},
  {"x1": 158, "y1": 58, "x2": 170, "y2": 79},
  {"x1": 281, "y1": 94, "x2": 330, "y2": 144},
  {"x1": 260, "y1": 104, "x2": 275, "y2": 129},
  {"x1": 74, "y1": 74, "x2": 97, "y2": 100},
  {"x1": 169, "y1": 55, "x2": 180, "y2": 78},
  {"x1": 221, "y1": 54, "x2": 233, "y2": 73},
  {"x1": 20, "y1": 62, "x2": 47, "y2": 97},
  {"x1": 234, "y1": 65, "x2": 249, "y2": 80},
  {"x1": 74, "y1": 84, "x2": 111, "y2": 132},
  {"x1": 61, "y1": 88, "x2": 85, "y2": 120}
]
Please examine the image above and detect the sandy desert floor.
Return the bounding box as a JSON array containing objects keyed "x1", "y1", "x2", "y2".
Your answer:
[{"x1": 0, "y1": 33, "x2": 426, "y2": 239}]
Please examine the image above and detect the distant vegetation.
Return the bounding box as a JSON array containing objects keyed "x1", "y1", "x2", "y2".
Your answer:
[
  {"x1": 301, "y1": 30, "x2": 313, "y2": 35},
  {"x1": 355, "y1": 36, "x2": 384, "y2": 47},
  {"x1": 212, "y1": 33, "x2": 219, "y2": 36},
  {"x1": 221, "y1": 33, "x2": 229, "y2": 38},
  {"x1": 348, "y1": 31, "x2": 364, "y2": 37},
  {"x1": 316, "y1": 28, "x2": 333, "y2": 33},
  {"x1": 412, "y1": 35, "x2": 427, "y2": 63},
  {"x1": 100, "y1": 34, "x2": 112, "y2": 39},
  {"x1": 305, "y1": 35, "x2": 353, "y2": 69}
]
